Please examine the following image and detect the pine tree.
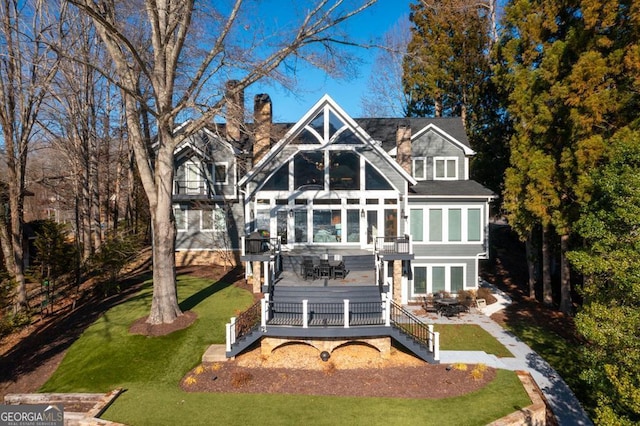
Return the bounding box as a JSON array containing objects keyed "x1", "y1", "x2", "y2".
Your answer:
[{"x1": 568, "y1": 129, "x2": 640, "y2": 425}]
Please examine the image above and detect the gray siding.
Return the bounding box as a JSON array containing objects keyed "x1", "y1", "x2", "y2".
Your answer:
[
  {"x1": 412, "y1": 129, "x2": 466, "y2": 180},
  {"x1": 175, "y1": 202, "x2": 243, "y2": 250}
]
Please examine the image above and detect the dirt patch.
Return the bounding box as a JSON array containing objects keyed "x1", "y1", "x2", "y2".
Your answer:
[
  {"x1": 129, "y1": 310, "x2": 198, "y2": 336},
  {"x1": 181, "y1": 344, "x2": 496, "y2": 398}
]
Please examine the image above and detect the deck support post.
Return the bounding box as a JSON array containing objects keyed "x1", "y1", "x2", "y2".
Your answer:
[
  {"x1": 302, "y1": 300, "x2": 308, "y2": 328},
  {"x1": 261, "y1": 298, "x2": 267, "y2": 329},
  {"x1": 343, "y1": 299, "x2": 349, "y2": 328},
  {"x1": 384, "y1": 296, "x2": 391, "y2": 327},
  {"x1": 263, "y1": 260, "x2": 269, "y2": 288},
  {"x1": 433, "y1": 331, "x2": 440, "y2": 361}
]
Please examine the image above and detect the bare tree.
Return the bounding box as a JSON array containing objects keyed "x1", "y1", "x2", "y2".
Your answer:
[
  {"x1": 0, "y1": 0, "x2": 60, "y2": 310},
  {"x1": 360, "y1": 17, "x2": 411, "y2": 117},
  {"x1": 68, "y1": 0, "x2": 376, "y2": 325}
]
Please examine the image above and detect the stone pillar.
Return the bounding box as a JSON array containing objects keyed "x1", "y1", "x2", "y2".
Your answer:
[
  {"x1": 252, "y1": 260, "x2": 262, "y2": 293},
  {"x1": 393, "y1": 261, "x2": 403, "y2": 304}
]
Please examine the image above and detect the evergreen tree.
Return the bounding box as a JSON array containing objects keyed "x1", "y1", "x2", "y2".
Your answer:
[
  {"x1": 498, "y1": 0, "x2": 639, "y2": 312},
  {"x1": 403, "y1": 0, "x2": 492, "y2": 125},
  {"x1": 568, "y1": 129, "x2": 640, "y2": 425}
]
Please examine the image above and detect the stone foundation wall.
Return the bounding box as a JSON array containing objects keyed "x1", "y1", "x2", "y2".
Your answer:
[
  {"x1": 175, "y1": 250, "x2": 239, "y2": 268},
  {"x1": 261, "y1": 337, "x2": 391, "y2": 359},
  {"x1": 488, "y1": 370, "x2": 547, "y2": 425}
]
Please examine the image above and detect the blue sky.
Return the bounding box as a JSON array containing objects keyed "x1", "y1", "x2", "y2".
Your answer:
[{"x1": 247, "y1": 1, "x2": 412, "y2": 123}]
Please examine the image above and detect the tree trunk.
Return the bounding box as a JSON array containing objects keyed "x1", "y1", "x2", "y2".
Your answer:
[
  {"x1": 559, "y1": 234, "x2": 572, "y2": 314},
  {"x1": 525, "y1": 231, "x2": 536, "y2": 299},
  {"x1": 542, "y1": 224, "x2": 553, "y2": 306},
  {"x1": 146, "y1": 132, "x2": 182, "y2": 325}
]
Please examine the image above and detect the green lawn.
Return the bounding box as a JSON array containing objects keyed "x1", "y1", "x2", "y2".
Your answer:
[
  {"x1": 41, "y1": 275, "x2": 530, "y2": 425},
  {"x1": 436, "y1": 324, "x2": 514, "y2": 357}
]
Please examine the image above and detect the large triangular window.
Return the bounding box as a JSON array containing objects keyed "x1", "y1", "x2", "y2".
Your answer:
[{"x1": 292, "y1": 105, "x2": 364, "y2": 145}]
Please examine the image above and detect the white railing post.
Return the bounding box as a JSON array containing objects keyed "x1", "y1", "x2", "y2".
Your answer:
[
  {"x1": 241, "y1": 237, "x2": 245, "y2": 257},
  {"x1": 428, "y1": 324, "x2": 434, "y2": 352},
  {"x1": 263, "y1": 261, "x2": 269, "y2": 289},
  {"x1": 385, "y1": 297, "x2": 391, "y2": 327},
  {"x1": 225, "y1": 322, "x2": 232, "y2": 352},
  {"x1": 433, "y1": 331, "x2": 440, "y2": 362},
  {"x1": 261, "y1": 298, "x2": 267, "y2": 329},
  {"x1": 302, "y1": 300, "x2": 308, "y2": 328},
  {"x1": 344, "y1": 299, "x2": 349, "y2": 328}
]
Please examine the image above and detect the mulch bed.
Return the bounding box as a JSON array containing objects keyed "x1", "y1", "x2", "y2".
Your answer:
[
  {"x1": 182, "y1": 363, "x2": 496, "y2": 398},
  {"x1": 181, "y1": 344, "x2": 496, "y2": 399}
]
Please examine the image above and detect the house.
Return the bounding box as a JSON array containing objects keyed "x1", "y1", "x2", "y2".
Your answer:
[
  {"x1": 173, "y1": 91, "x2": 495, "y2": 305},
  {"x1": 172, "y1": 88, "x2": 495, "y2": 362}
]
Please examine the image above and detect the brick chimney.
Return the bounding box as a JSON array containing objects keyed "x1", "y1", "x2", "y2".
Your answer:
[
  {"x1": 253, "y1": 93, "x2": 272, "y2": 165},
  {"x1": 396, "y1": 122, "x2": 412, "y2": 175},
  {"x1": 225, "y1": 80, "x2": 244, "y2": 142}
]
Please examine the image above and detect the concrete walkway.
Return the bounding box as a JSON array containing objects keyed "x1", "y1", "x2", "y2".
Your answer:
[{"x1": 407, "y1": 284, "x2": 593, "y2": 426}]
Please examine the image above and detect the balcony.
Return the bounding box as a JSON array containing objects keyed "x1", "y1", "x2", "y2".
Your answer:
[
  {"x1": 172, "y1": 179, "x2": 212, "y2": 201},
  {"x1": 374, "y1": 235, "x2": 414, "y2": 260}
]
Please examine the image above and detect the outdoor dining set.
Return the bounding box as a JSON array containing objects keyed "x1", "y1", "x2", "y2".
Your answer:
[
  {"x1": 300, "y1": 254, "x2": 348, "y2": 280},
  {"x1": 423, "y1": 294, "x2": 477, "y2": 318}
]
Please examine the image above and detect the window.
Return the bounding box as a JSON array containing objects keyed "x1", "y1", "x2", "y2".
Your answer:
[
  {"x1": 468, "y1": 209, "x2": 481, "y2": 241},
  {"x1": 346, "y1": 209, "x2": 360, "y2": 242},
  {"x1": 410, "y1": 209, "x2": 423, "y2": 242},
  {"x1": 262, "y1": 164, "x2": 289, "y2": 190},
  {"x1": 313, "y1": 210, "x2": 340, "y2": 243},
  {"x1": 432, "y1": 267, "x2": 445, "y2": 293},
  {"x1": 451, "y1": 266, "x2": 464, "y2": 293},
  {"x1": 294, "y1": 152, "x2": 324, "y2": 189},
  {"x1": 174, "y1": 205, "x2": 187, "y2": 231},
  {"x1": 202, "y1": 207, "x2": 226, "y2": 232},
  {"x1": 434, "y1": 157, "x2": 457, "y2": 180},
  {"x1": 294, "y1": 210, "x2": 308, "y2": 243},
  {"x1": 413, "y1": 158, "x2": 426, "y2": 180},
  {"x1": 411, "y1": 265, "x2": 466, "y2": 295},
  {"x1": 413, "y1": 267, "x2": 427, "y2": 295},
  {"x1": 214, "y1": 163, "x2": 228, "y2": 184},
  {"x1": 423, "y1": 206, "x2": 484, "y2": 243},
  {"x1": 201, "y1": 209, "x2": 214, "y2": 231},
  {"x1": 429, "y1": 209, "x2": 442, "y2": 242},
  {"x1": 365, "y1": 163, "x2": 393, "y2": 190},
  {"x1": 329, "y1": 151, "x2": 359, "y2": 190},
  {"x1": 184, "y1": 162, "x2": 203, "y2": 194},
  {"x1": 448, "y1": 209, "x2": 461, "y2": 241}
]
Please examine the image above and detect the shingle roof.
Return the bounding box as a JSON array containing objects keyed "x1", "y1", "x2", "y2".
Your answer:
[
  {"x1": 409, "y1": 180, "x2": 496, "y2": 198},
  {"x1": 354, "y1": 117, "x2": 470, "y2": 153}
]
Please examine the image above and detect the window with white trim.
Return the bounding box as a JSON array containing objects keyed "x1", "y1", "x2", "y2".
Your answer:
[
  {"x1": 214, "y1": 163, "x2": 228, "y2": 184},
  {"x1": 173, "y1": 205, "x2": 187, "y2": 231},
  {"x1": 201, "y1": 209, "x2": 214, "y2": 231},
  {"x1": 411, "y1": 206, "x2": 484, "y2": 243},
  {"x1": 412, "y1": 157, "x2": 427, "y2": 180},
  {"x1": 411, "y1": 264, "x2": 466, "y2": 296},
  {"x1": 434, "y1": 157, "x2": 458, "y2": 180}
]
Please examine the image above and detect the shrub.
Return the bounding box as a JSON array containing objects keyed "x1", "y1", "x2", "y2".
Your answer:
[
  {"x1": 230, "y1": 371, "x2": 253, "y2": 388},
  {"x1": 477, "y1": 287, "x2": 497, "y2": 304}
]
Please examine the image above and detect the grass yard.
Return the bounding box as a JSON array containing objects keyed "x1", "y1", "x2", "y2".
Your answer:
[
  {"x1": 41, "y1": 275, "x2": 530, "y2": 425},
  {"x1": 436, "y1": 324, "x2": 514, "y2": 357}
]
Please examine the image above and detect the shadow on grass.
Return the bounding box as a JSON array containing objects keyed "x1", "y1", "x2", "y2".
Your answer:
[
  {"x1": 0, "y1": 269, "x2": 153, "y2": 393},
  {"x1": 179, "y1": 267, "x2": 244, "y2": 312}
]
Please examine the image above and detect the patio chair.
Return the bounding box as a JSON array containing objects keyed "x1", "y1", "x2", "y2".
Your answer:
[
  {"x1": 302, "y1": 258, "x2": 317, "y2": 280},
  {"x1": 423, "y1": 296, "x2": 438, "y2": 313},
  {"x1": 332, "y1": 262, "x2": 347, "y2": 279},
  {"x1": 317, "y1": 259, "x2": 331, "y2": 279}
]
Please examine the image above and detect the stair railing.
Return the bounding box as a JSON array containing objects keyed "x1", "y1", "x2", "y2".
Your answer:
[
  {"x1": 226, "y1": 299, "x2": 262, "y2": 352},
  {"x1": 388, "y1": 299, "x2": 440, "y2": 361}
]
